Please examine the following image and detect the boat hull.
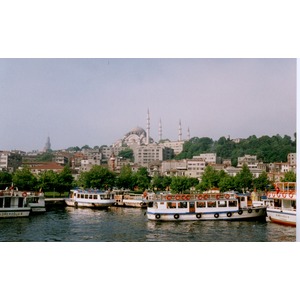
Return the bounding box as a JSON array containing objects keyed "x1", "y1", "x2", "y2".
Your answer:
[
  {"x1": 147, "y1": 207, "x2": 267, "y2": 221},
  {"x1": 0, "y1": 208, "x2": 31, "y2": 218},
  {"x1": 65, "y1": 199, "x2": 115, "y2": 208},
  {"x1": 267, "y1": 209, "x2": 296, "y2": 226}
]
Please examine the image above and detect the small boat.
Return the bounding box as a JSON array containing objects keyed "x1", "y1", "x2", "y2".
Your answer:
[
  {"x1": 0, "y1": 189, "x2": 31, "y2": 218},
  {"x1": 24, "y1": 191, "x2": 46, "y2": 213},
  {"x1": 114, "y1": 190, "x2": 154, "y2": 208},
  {"x1": 146, "y1": 192, "x2": 267, "y2": 221},
  {"x1": 265, "y1": 182, "x2": 296, "y2": 226},
  {"x1": 65, "y1": 189, "x2": 116, "y2": 208}
]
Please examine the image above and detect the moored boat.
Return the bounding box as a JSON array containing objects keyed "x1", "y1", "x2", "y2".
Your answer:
[
  {"x1": 0, "y1": 188, "x2": 31, "y2": 218},
  {"x1": 265, "y1": 182, "x2": 296, "y2": 226},
  {"x1": 24, "y1": 191, "x2": 46, "y2": 213},
  {"x1": 114, "y1": 190, "x2": 154, "y2": 208},
  {"x1": 65, "y1": 188, "x2": 116, "y2": 208},
  {"x1": 146, "y1": 192, "x2": 267, "y2": 221}
]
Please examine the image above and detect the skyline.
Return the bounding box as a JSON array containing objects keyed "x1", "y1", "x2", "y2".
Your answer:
[{"x1": 0, "y1": 58, "x2": 296, "y2": 152}]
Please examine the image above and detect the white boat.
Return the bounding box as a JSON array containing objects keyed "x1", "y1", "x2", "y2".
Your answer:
[
  {"x1": 114, "y1": 191, "x2": 154, "y2": 208},
  {"x1": 146, "y1": 192, "x2": 267, "y2": 221},
  {"x1": 265, "y1": 182, "x2": 296, "y2": 226},
  {"x1": 65, "y1": 189, "x2": 116, "y2": 208},
  {"x1": 24, "y1": 191, "x2": 46, "y2": 213},
  {"x1": 0, "y1": 189, "x2": 31, "y2": 218}
]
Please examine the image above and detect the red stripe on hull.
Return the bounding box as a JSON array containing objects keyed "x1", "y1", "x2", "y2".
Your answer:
[{"x1": 269, "y1": 217, "x2": 296, "y2": 227}]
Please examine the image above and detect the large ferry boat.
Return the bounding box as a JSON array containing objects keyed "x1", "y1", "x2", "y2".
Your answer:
[
  {"x1": 265, "y1": 182, "x2": 296, "y2": 226},
  {"x1": 65, "y1": 188, "x2": 116, "y2": 208},
  {"x1": 114, "y1": 190, "x2": 154, "y2": 208},
  {"x1": 0, "y1": 188, "x2": 31, "y2": 218},
  {"x1": 146, "y1": 192, "x2": 267, "y2": 221}
]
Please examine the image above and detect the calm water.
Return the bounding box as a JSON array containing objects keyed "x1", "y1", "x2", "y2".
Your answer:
[{"x1": 0, "y1": 205, "x2": 296, "y2": 242}]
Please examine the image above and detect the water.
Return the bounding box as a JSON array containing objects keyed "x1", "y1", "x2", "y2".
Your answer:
[{"x1": 0, "y1": 205, "x2": 296, "y2": 242}]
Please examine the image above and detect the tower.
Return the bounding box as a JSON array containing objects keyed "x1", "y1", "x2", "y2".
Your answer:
[
  {"x1": 178, "y1": 120, "x2": 182, "y2": 141},
  {"x1": 43, "y1": 136, "x2": 51, "y2": 152},
  {"x1": 146, "y1": 109, "x2": 150, "y2": 145},
  {"x1": 159, "y1": 118, "x2": 162, "y2": 141},
  {"x1": 187, "y1": 127, "x2": 190, "y2": 140}
]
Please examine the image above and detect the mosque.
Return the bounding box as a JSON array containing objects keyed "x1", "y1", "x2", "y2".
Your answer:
[{"x1": 113, "y1": 109, "x2": 189, "y2": 151}]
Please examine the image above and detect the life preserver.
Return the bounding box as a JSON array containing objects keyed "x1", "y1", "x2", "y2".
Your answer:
[
  {"x1": 196, "y1": 213, "x2": 201, "y2": 219},
  {"x1": 282, "y1": 192, "x2": 286, "y2": 198},
  {"x1": 225, "y1": 194, "x2": 230, "y2": 199},
  {"x1": 289, "y1": 193, "x2": 294, "y2": 198},
  {"x1": 197, "y1": 194, "x2": 203, "y2": 200},
  {"x1": 166, "y1": 195, "x2": 172, "y2": 200},
  {"x1": 248, "y1": 208, "x2": 252, "y2": 213},
  {"x1": 214, "y1": 213, "x2": 219, "y2": 218},
  {"x1": 227, "y1": 212, "x2": 232, "y2": 217},
  {"x1": 185, "y1": 195, "x2": 191, "y2": 200},
  {"x1": 255, "y1": 209, "x2": 260, "y2": 213},
  {"x1": 174, "y1": 214, "x2": 179, "y2": 219},
  {"x1": 238, "y1": 209, "x2": 243, "y2": 215},
  {"x1": 22, "y1": 192, "x2": 27, "y2": 197},
  {"x1": 203, "y1": 194, "x2": 208, "y2": 200},
  {"x1": 155, "y1": 214, "x2": 161, "y2": 219},
  {"x1": 175, "y1": 195, "x2": 181, "y2": 200},
  {"x1": 216, "y1": 194, "x2": 220, "y2": 200}
]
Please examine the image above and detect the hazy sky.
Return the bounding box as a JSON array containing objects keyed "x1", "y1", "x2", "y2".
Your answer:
[{"x1": 0, "y1": 58, "x2": 296, "y2": 152}]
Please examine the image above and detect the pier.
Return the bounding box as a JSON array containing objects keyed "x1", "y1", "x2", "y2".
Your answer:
[{"x1": 45, "y1": 198, "x2": 66, "y2": 206}]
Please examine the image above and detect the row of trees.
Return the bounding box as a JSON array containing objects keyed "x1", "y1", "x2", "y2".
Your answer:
[
  {"x1": 176, "y1": 134, "x2": 296, "y2": 165},
  {"x1": 1, "y1": 163, "x2": 295, "y2": 195}
]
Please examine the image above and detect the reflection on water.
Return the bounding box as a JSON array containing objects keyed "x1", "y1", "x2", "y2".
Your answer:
[{"x1": 0, "y1": 206, "x2": 296, "y2": 242}]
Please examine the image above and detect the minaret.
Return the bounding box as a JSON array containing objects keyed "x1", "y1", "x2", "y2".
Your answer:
[
  {"x1": 178, "y1": 120, "x2": 182, "y2": 141},
  {"x1": 146, "y1": 109, "x2": 150, "y2": 145},
  {"x1": 187, "y1": 127, "x2": 190, "y2": 140},
  {"x1": 43, "y1": 136, "x2": 51, "y2": 152},
  {"x1": 159, "y1": 118, "x2": 162, "y2": 142}
]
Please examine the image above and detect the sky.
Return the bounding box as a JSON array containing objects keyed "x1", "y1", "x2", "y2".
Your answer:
[{"x1": 0, "y1": 58, "x2": 296, "y2": 152}]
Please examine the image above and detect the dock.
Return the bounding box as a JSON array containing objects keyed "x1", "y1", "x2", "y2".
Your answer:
[{"x1": 45, "y1": 198, "x2": 66, "y2": 206}]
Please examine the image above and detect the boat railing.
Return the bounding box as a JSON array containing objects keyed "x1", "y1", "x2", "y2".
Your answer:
[{"x1": 153, "y1": 193, "x2": 235, "y2": 201}]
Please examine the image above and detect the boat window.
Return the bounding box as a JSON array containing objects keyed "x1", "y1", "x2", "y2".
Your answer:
[
  {"x1": 178, "y1": 202, "x2": 187, "y2": 208},
  {"x1": 85, "y1": 195, "x2": 88, "y2": 199},
  {"x1": 167, "y1": 202, "x2": 176, "y2": 209},
  {"x1": 89, "y1": 195, "x2": 93, "y2": 199},
  {"x1": 291, "y1": 201, "x2": 296, "y2": 209},
  {"x1": 0, "y1": 198, "x2": 3, "y2": 208},
  {"x1": 207, "y1": 201, "x2": 216, "y2": 208},
  {"x1": 274, "y1": 199, "x2": 281, "y2": 208},
  {"x1": 218, "y1": 201, "x2": 227, "y2": 207},
  {"x1": 4, "y1": 197, "x2": 11, "y2": 208},
  {"x1": 228, "y1": 200, "x2": 237, "y2": 207},
  {"x1": 93, "y1": 195, "x2": 98, "y2": 200},
  {"x1": 18, "y1": 198, "x2": 24, "y2": 207},
  {"x1": 196, "y1": 201, "x2": 206, "y2": 208},
  {"x1": 80, "y1": 194, "x2": 84, "y2": 199}
]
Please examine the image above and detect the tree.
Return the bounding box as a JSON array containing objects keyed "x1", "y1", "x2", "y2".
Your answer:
[
  {"x1": 38, "y1": 170, "x2": 57, "y2": 192},
  {"x1": 77, "y1": 165, "x2": 116, "y2": 189},
  {"x1": 0, "y1": 171, "x2": 13, "y2": 190},
  {"x1": 197, "y1": 165, "x2": 220, "y2": 191},
  {"x1": 116, "y1": 165, "x2": 134, "y2": 189},
  {"x1": 118, "y1": 148, "x2": 134, "y2": 161},
  {"x1": 132, "y1": 167, "x2": 151, "y2": 191},
  {"x1": 56, "y1": 166, "x2": 74, "y2": 194},
  {"x1": 12, "y1": 168, "x2": 38, "y2": 190},
  {"x1": 234, "y1": 164, "x2": 253, "y2": 192},
  {"x1": 218, "y1": 173, "x2": 235, "y2": 192},
  {"x1": 281, "y1": 171, "x2": 296, "y2": 182},
  {"x1": 253, "y1": 171, "x2": 270, "y2": 191}
]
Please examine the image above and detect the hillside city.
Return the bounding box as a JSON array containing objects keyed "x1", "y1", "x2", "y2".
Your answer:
[{"x1": 0, "y1": 122, "x2": 297, "y2": 185}]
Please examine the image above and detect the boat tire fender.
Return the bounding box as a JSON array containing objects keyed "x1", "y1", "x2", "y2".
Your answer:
[
  {"x1": 196, "y1": 213, "x2": 201, "y2": 219},
  {"x1": 214, "y1": 213, "x2": 219, "y2": 219},
  {"x1": 238, "y1": 209, "x2": 243, "y2": 215},
  {"x1": 248, "y1": 208, "x2": 252, "y2": 213},
  {"x1": 155, "y1": 214, "x2": 161, "y2": 219},
  {"x1": 174, "y1": 214, "x2": 179, "y2": 219},
  {"x1": 227, "y1": 212, "x2": 232, "y2": 217}
]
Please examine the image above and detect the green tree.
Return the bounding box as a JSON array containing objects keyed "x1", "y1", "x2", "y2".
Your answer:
[
  {"x1": 77, "y1": 165, "x2": 116, "y2": 189},
  {"x1": 118, "y1": 148, "x2": 134, "y2": 161},
  {"x1": 218, "y1": 173, "x2": 235, "y2": 192},
  {"x1": 116, "y1": 165, "x2": 134, "y2": 189},
  {"x1": 0, "y1": 171, "x2": 13, "y2": 189},
  {"x1": 281, "y1": 171, "x2": 296, "y2": 182},
  {"x1": 132, "y1": 167, "x2": 151, "y2": 191},
  {"x1": 12, "y1": 168, "x2": 38, "y2": 190},
  {"x1": 38, "y1": 170, "x2": 58, "y2": 192},
  {"x1": 234, "y1": 164, "x2": 253, "y2": 192},
  {"x1": 253, "y1": 171, "x2": 270, "y2": 191},
  {"x1": 170, "y1": 176, "x2": 194, "y2": 193},
  {"x1": 197, "y1": 165, "x2": 220, "y2": 191},
  {"x1": 56, "y1": 166, "x2": 74, "y2": 194}
]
